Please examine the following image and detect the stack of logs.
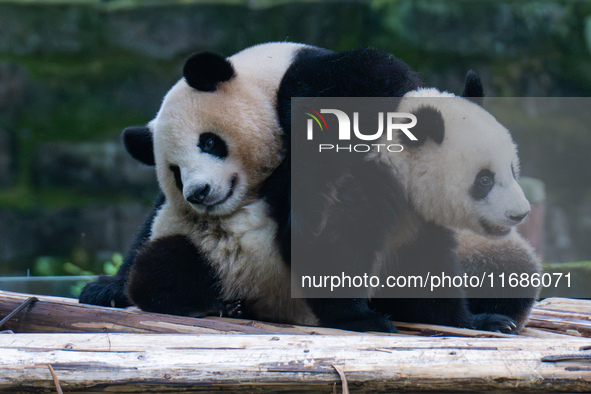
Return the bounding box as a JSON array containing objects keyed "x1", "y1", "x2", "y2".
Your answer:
[{"x1": 1, "y1": 290, "x2": 590, "y2": 392}]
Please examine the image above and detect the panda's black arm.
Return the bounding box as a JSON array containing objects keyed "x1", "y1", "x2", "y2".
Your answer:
[
  {"x1": 372, "y1": 222, "x2": 474, "y2": 328},
  {"x1": 126, "y1": 235, "x2": 227, "y2": 317},
  {"x1": 79, "y1": 193, "x2": 166, "y2": 308}
]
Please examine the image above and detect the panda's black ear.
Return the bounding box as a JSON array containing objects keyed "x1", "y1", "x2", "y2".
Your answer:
[
  {"x1": 183, "y1": 52, "x2": 235, "y2": 92},
  {"x1": 122, "y1": 126, "x2": 155, "y2": 166},
  {"x1": 401, "y1": 106, "x2": 445, "y2": 147},
  {"x1": 461, "y1": 70, "x2": 484, "y2": 106}
]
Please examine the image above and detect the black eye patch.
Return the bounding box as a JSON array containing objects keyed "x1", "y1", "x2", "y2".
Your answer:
[
  {"x1": 471, "y1": 169, "x2": 495, "y2": 200},
  {"x1": 198, "y1": 132, "x2": 228, "y2": 159}
]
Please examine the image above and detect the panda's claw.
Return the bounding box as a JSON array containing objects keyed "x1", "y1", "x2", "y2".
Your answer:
[
  {"x1": 473, "y1": 312, "x2": 518, "y2": 334},
  {"x1": 224, "y1": 299, "x2": 244, "y2": 318}
]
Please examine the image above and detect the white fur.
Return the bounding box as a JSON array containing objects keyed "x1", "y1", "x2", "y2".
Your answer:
[
  {"x1": 151, "y1": 200, "x2": 318, "y2": 325},
  {"x1": 376, "y1": 88, "x2": 530, "y2": 238},
  {"x1": 150, "y1": 42, "x2": 309, "y2": 217}
]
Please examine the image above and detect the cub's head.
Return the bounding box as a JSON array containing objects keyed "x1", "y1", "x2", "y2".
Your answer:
[
  {"x1": 124, "y1": 43, "x2": 305, "y2": 216},
  {"x1": 387, "y1": 72, "x2": 530, "y2": 237}
]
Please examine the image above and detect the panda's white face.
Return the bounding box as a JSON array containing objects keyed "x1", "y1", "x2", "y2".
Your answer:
[
  {"x1": 384, "y1": 89, "x2": 530, "y2": 238},
  {"x1": 151, "y1": 80, "x2": 280, "y2": 216},
  {"x1": 150, "y1": 43, "x2": 305, "y2": 216}
]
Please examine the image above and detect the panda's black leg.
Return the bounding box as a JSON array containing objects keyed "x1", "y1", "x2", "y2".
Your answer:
[
  {"x1": 306, "y1": 298, "x2": 396, "y2": 333},
  {"x1": 373, "y1": 222, "x2": 519, "y2": 333},
  {"x1": 471, "y1": 311, "x2": 518, "y2": 333},
  {"x1": 373, "y1": 298, "x2": 473, "y2": 328},
  {"x1": 457, "y1": 231, "x2": 541, "y2": 332},
  {"x1": 126, "y1": 235, "x2": 227, "y2": 317},
  {"x1": 373, "y1": 298, "x2": 517, "y2": 333},
  {"x1": 468, "y1": 298, "x2": 535, "y2": 332}
]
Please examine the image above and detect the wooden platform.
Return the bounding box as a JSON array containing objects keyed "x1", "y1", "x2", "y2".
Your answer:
[{"x1": 1, "y1": 290, "x2": 590, "y2": 392}]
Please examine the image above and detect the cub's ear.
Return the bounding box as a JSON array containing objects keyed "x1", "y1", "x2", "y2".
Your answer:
[
  {"x1": 183, "y1": 52, "x2": 235, "y2": 92},
  {"x1": 400, "y1": 106, "x2": 445, "y2": 147},
  {"x1": 461, "y1": 70, "x2": 484, "y2": 106},
  {"x1": 122, "y1": 126, "x2": 155, "y2": 166}
]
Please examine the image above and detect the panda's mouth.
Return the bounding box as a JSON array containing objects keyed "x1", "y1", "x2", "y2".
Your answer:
[
  {"x1": 205, "y1": 175, "x2": 238, "y2": 210},
  {"x1": 479, "y1": 219, "x2": 511, "y2": 237}
]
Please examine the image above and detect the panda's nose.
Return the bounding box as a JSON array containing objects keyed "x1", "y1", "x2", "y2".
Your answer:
[
  {"x1": 507, "y1": 211, "x2": 529, "y2": 224},
  {"x1": 187, "y1": 184, "x2": 211, "y2": 204}
]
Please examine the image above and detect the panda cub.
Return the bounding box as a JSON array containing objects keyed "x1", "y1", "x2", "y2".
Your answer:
[{"x1": 80, "y1": 42, "x2": 540, "y2": 333}]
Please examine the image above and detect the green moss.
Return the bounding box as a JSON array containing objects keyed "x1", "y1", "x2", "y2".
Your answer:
[
  {"x1": 544, "y1": 261, "x2": 591, "y2": 270},
  {"x1": 0, "y1": 51, "x2": 177, "y2": 80},
  {"x1": 0, "y1": 184, "x2": 147, "y2": 210},
  {"x1": 19, "y1": 102, "x2": 148, "y2": 143}
]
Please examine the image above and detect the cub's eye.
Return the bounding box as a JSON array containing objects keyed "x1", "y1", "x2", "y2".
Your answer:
[
  {"x1": 471, "y1": 169, "x2": 495, "y2": 200},
  {"x1": 479, "y1": 176, "x2": 492, "y2": 187},
  {"x1": 203, "y1": 136, "x2": 215, "y2": 151},
  {"x1": 198, "y1": 132, "x2": 228, "y2": 159}
]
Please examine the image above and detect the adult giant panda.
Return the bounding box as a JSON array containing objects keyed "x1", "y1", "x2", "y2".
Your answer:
[
  {"x1": 80, "y1": 42, "x2": 540, "y2": 333},
  {"x1": 82, "y1": 43, "x2": 318, "y2": 325}
]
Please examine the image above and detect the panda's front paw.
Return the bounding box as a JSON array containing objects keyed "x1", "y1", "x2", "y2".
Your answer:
[
  {"x1": 223, "y1": 299, "x2": 244, "y2": 318},
  {"x1": 473, "y1": 313, "x2": 518, "y2": 334},
  {"x1": 79, "y1": 275, "x2": 131, "y2": 308}
]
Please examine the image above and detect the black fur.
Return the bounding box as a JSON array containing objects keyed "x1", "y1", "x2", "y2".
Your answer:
[
  {"x1": 79, "y1": 193, "x2": 165, "y2": 307},
  {"x1": 294, "y1": 159, "x2": 406, "y2": 332},
  {"x1": 460, "y1": 239, "x2": 541, "y2": 330},
  {"x1": 127, "y1": 235, "x2": 226, "y2": 316},
  {"x1": 372, "y1": 223, "x2": 473, "y2": 328},
  {"x1": 183, "y1": 52, "x2": 235, "y2": 92},
  {"x1": 272, "y1": 47, "x2": 418, "y2": 332},
  {"x1": 264, "y1": 46, "x2": 421, "y2": 266},
  {"x1": 462, "y1": 70, "x2": 485, "y2": 106},
  {"x1": 400, "y1": 106, "x2": 445, "y2": 147},
  {"x1": 122, "y1": 126, "x2": 155, "y2": 166},
  {"x1": 169, "y1": 165, "x2": 183, "y2": 192},
  {"x1": 371, "y1": 222, "x2": 517, "y2": 333}
]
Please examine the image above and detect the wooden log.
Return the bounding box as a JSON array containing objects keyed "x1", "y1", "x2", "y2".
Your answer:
[
  {"x1": 1, "y1": 333, "x2": 590, "y2": 392},
  {"x1": 527, "y1": 299, "x2": 591, "y2": 337},
  {"x1": 0, "y1": 291, "x2": 380, "y2": 336},
  {"x1": 0, "y1": 290, "x2": 518, "y2": 337},
  {"x1": 3, "y1": 290, "x2": 590, "y2": 338},
  {"x1": 518, "y1": 327, "x2": 577, "y2": 338},
  {"x1": 0, "y1": 290, "x2": 278, "y2": 335},
  {"x1": 392, "y1": 321, "x2": 512, "y2": 338},
  {"x1": 205, "y1": 316, "x2": 368, "y2": 335},
  {"x1": 535, "y1": 297, "x2": 591, "y2": 314}
]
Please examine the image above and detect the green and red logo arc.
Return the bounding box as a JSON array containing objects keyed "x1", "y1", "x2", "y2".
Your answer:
[{"x1": 305, "y1": 108, "x2": 329, "y2": 132}]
